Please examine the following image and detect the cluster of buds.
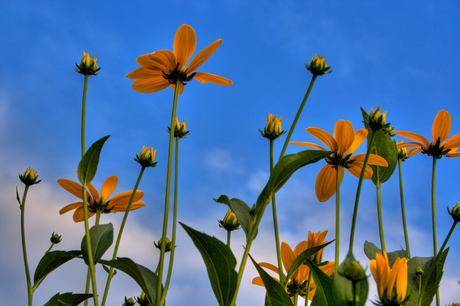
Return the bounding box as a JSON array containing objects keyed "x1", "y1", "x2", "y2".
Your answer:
[
  {"x1": 134, "y1": 146, "x2": 158, "y2": 168},
  {"x1": 368, "y1": 105, "x2": 393, "y2": 134},
  {"x1": 19, "y1": 167, "x2": 41, "y2": 186},
  {"x1": 305, "y1": 54, "x2": 332, "y2": 76},
  {"x1": 154, "y1": 237, "x2": 173, "y2": 253},
  {"x1": 447, "y1": 203, "x2": 460, "y2": 222},
  {"x1": 259, "y1": 114, "x2": 286, "y2": 140},
  {"x1": 75, "y1": 51, "x2": 101, "y2": 76},
  {"x1": 168, "y1": 117, "x2": 190, "y2": 139},
  {"x1": 218, "y1": 208, "x2": 240, "y2": 232}
]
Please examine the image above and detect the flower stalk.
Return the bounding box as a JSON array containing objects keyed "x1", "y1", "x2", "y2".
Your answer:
[
  {"x1": 398, "y1": 159, "x2": 411, "y2": 257},
  {"x1": 376, "y1": 180, "x2": 386, "y2": 252},
  {"x1": 335, "y1": 165, "x2": 341, "y2": 274},
  {"x1": 19, "y1": 185, "x2": 33, "y2": 306}
]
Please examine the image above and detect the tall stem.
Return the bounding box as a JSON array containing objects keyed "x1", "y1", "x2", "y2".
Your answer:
[
  {"x1": 155, "y1": 81, "x2": 180, "y2": 306},
  {"x1": 349, "y1": 130, "x2": 376, "y2": 251},
  {"x1": 20, "y1": 186, "x2": 33, "y2": 306},
  {"x1": 376, "y1": 181, "x2": 386, "y2": 252},
  {"x1": 82, "y1": 187, "x2": 98, "y2": 306},
  {"x1": 101, "y1": 167, "x2": 145, "y2": 306},
  {"x1": 304, "y1": 270, "x2": 312, "y2": 306},
  {"x1": 431, "y1": 157, "x2": 440, "y2": 306},
  {"x1": 81, "y1": 75, "x2": 89, "y2": 157},
  {"x1": 438, "y1": 221, "x2": 457, "y2": 254},
  {"x1": 398, "y1": 160, "x2": 411, "y2": 257},
  {"x1": 335, "y1": 165, "x2": 341, "y2": 274}
]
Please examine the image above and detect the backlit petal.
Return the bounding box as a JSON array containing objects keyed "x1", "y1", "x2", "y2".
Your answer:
[
  {"x1": 346, "y1": 162, "x2": 373, "y2": 179},
  {"x1": 169, "y1": 83, "x2": 185, "y2": 95},
  {"x1": 252, "y1": 276, "x2": 265, "y2": 286},
  {"x1": 348, "y1": 129, "x2": 368, "y2": 155},
  {"x1": 432, "y1": 110, "x2": 451, "y2": 143},
  {"x1": 132, "y1": 78, "x2": 170, "y2": 94},
  {"x1": 281, "y1": 242, "x2": 295, "y2": 272},
  {"x1": 397, "y1": 142, "x2": 423, "y2": 149},
  {"x1": 110, "y1": 200, "x2": 145, "y2": 212},
  {"x1": 306, "y1": 127, "x2": 337, "y2": 151},
  {"x1": 259, "y1": 262, "x2": 283, "y2": 275},
  {"x1": 289, "y1": 142, "x2": 327, "y2": 151},
  {"x1": 173, "y1": 24, "x2": 196, "y2": 69},
  {"x1": 193, "y1": 72, "x2": 233, "y2": 86},
  {"x1": 352, "y1": 153, "x2": 388, "y2": 167},
  {"x1": 110, "y1": 190, "x2": 145, "y2": 207},
  {"x1": 393, "y1": 131, "x2": 430, "y2": 147},
  {"x1": 87, "y1": 183, "x2": 100, "y2": 202},
  {"x1": 100, "y1": 175, "x2": 118, "y2": 203},
  {"x1": 57, "y1": 179, "x2": 83, "y2": 200},
  {"x1": 334, "y1": 120, "x2": 354, "y2": 155},
  {"x1": 187, "y1": 39, "x2": 222, "y2": 73},
  {"x1": 407, "y1": 147, "x2": 422, "y2": 157},
  {"x1": 59, "y1": 202, "x2": 82, "y2": 215},
  {"x1": 443, "y1": 133, "x2": 460, "y2": 149},
  {"x1": 315, "y1": 164, "x2": 344, "y2": 202},
  {"x1": 135, "y1": 53, "x2": 156, "y2": 68},
  {"x1": 148, "y1": 50, "x2": 177, "y2": 71},
  {"x1": 73, "y1": 207, "x2": 96, "y2": 223},
  {"x1": 126, "y1": 67, "x2": 164, "y2": 80}
]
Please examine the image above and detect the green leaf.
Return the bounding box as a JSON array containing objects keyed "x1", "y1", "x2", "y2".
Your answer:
[
  {"x1": 249, "y1": 254, "x2": 293, "y2": 306},
  {"x1": 44, "y1": 292, "x2": 93, "y2": 306},
  {"x1": 33, "y1": 251, "x2": 81, "y2": 291},
  {"x1": 305, "y1": 259, "x2": 336, "y2": 306},
  {"x1": 363, "y1": 241, "x2": 409, "y2": 266},
  {"x1": 81, "y1": 223, "x2": 113, "y2": 266},
  {"x1": 180, "y1": 222, "x2": 237, "y2": 306},
  {"x1": 99, "y1": 257, "x2": 160, "y2": 306},
  {"x1": 214, "y1": 195, "x2": 253, "y2": 239},
  {"x1": 333, "y1": 251, "x2": 368, "y2": 306},
  {"x1": 77, "y1": 135, "x2": 110, "y2": 186}
]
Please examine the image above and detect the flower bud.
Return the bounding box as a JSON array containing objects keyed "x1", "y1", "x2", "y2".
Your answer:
[
  {"x1": 75, "y1": 51, "x2": 101, "y2": 75},
  {"x1": 19, "y1": 167, "x2": 41, "y2": 186},
  {"x1": 134, "y1": 146, "x2": 158, "y2": 168},
  {"x1": 259, "y1": 114, "x2": 286, "y2": 140},
  {"x1": 367, "y1": 105, "x2": 393, "y2": 133},
  {"x1": 448, "y1": 203, "x2": 460, "y2": 222},
  {"x1": 340, "y1": 260, "x2": 367, "y2": 282},
  {"x1": 415, "y1": 266, "x2": 424, "y2": 277},
  {"x1": 305, "y1": 54, "x2": 332, "y2": 76},
  {"x1": 154, "y1": 237, "x2": 173, "y2": 252},
  {"x1": 218, "y1": 208, "x2": 241, "y2": 231},
  {"x1": 136, "y1": 291, "x2": 150, "y2": 306},
  {"x1": 122, "y1": 297, "x2": 135, "y2": 306},
  {"x1": 50, "y1": 232, "x2": 62, "y2": 244},
  {"x1": 168, "y1": 117, "x2": 190, "y2": 138}
]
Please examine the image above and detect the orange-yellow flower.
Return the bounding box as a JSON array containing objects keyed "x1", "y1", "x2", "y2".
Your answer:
[
  {"x1": 370, "y1": 251, "x2": 408, "y2": 305},
  {"x1": 290, "y1": 120, "x2": 388, "y2": 202},
  {"x1": 393, "y1": 110, "x2": 460, "y2": 159},
  {"x1": 127, "y1": 24, "x2": 232, "y2": 95},
  {"x1": 252, "y1": 232, "x2": 335, "y2": 301},
  {"x1": 57, "y1": 175, "x2": 145, "y2": 222}
]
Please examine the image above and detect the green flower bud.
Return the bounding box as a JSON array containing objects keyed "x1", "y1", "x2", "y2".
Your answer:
[
  {"x1": 75, "y1": 51, "x2": 101, "y2": 75},
  {"x1": 154, "y1": 237, "x2": 173, "y2": 252},
  {"x1": 218, "y1": 208, "x2": 241, "y2": 232},
  {"x1": 368, "y1": 105, "x2": 393, "y2": 133},
  {"x1": 415, "y1": 266, "x2": 424, "y2": 277},
  {"x1": 135, "y1": 146, "x2": 158, "y2": 168},
  {"x1": 122, "y1": 297, "x2": 135, "y2": 306},
  {"x1": 168, "y1": 117, "x2": 190, "y2": 139},
  {"x1": 136, "y1": 291, "x2": 150, "y2": 306},
  {"x1": 50, "y1": 232, "x2": 62, "y2": 244},
  {"x1": 259, "y1": 114, "x2": 286, "y2": 140},
  {"x1": 305, "y1": 54, "x2": 332, "y2": 76},
  {"x1": 448, "y1": 203, "x2": 460, "y2": 222},
  {"x1": 19, "y1": 167, "x2": 41, "y2": 186},
  {"x1": 340, "y1": 260, "x2": 367, "y2": 282}
]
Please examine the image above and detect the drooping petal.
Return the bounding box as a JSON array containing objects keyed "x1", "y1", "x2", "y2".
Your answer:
[
  {"x1": 173, "y1": 24, "x2": 196, "y2": 69},
  {"x1": 396, "y1": 142, "x2": 423, "y2": 149},
  {"x1": 73, "y1": 206, "x2": 96, "y2": 223},
  {"x1": 348, "y1": 129, "x2": 368, "y2": 155},
  {"x1": 392, "y1": 131, "x2": 430, "y2": 147},
  {"x1": 126, "y1": 67, "x2": 164, "y2": 80},
  {"x1": 306, "y1": 127, "x2": 337, "y2": 151},
  {"x1": 187, "y1": 39, "x2": 222, "y2": 72},
  {"x1": 169, "y1": 83, "x2": 185, "y2": 95},
  {"x1": 334, "y1": 120, "x2": 354, "y2": 155},
  {"x1": 110, "y1": 200, "x2": 145, "y2": 212},
  {"x1": 407, "y1": 147, "x2": 422, "y2": 157},
  {"x1": 193, "y1": 72, "x2": 233, "y2": 86},
  {"x1": 57, "y1": 179, "x2": 84, "y2": 200},
  {"x1": 351, "y1": 153, "x2": 389, "y2": 167},
  {"x1": 100, "y1": 175, "x2": 118, "y2": 203},
  {"x1": 289, "y1": 142, "x2": 327, "y2": 151},
  {"x1": 59, "y1": 202, "x2": 83, "y2": 215},
  {"x1": 432, "y1": 110, "x2": 451, "y2": 143},
  {"x1": 110, "y1": 190, "x2": 145, "y2": 208},
  {"x1": 132, "y1": 78, "x2": 170, "y2": 94},
  {"x1": 315, "y1": 164, "x2": 344, "y2": 202},
  {"x1": 346, "y1": 162, "x2": 373, "y2": 179},
  {"x1": 443, "y1": 133, "x2": 460, "y2": 149},
  {"x1": 281, "y1": 242, "x2": 295, "y2": 272},
  {"x1": 87, "y1": 183, "x2": 100, "y2": 202},
  {"x1": 252, "y1": 276, "x2": 266, "y2": 286}
]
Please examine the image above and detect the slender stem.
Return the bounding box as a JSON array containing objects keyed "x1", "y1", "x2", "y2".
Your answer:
[
  {"x1": 155, "y1": 81, "x2": 180, "y2": 306},
  {"x1": 349, "y1": 130, "x2": 376, "y2": 251},
  {"x1": 279, "y1": 75, "x2": 317, "y2": 159},
  {"x1": 227, "y1": 231, "x2": 231, "y2": 248},
  {"x1": 376, "y1": 181, "x2": 386, "y2": 252},
  {"x1": 304, "y1": 270, "x2": 312, "y2": 306},
  {"x1": 431, "y1": 157, "x2": 440, "y2": 306},
  {"x1": 438, "y1": 221, "x2": 457, "y2": 254},
  {"x1": 398, "y1": 160, "x2": 411, "y2": 257},
  {"x1": 101, "y1": 167, "x2": 146, "y2": 306},
  {"x1": 270, "y1": 139, "x2": 284, "y2": 287},
  {"x1": 20, "y1": 186, "x2": 33, "y2": 306},
  {"x1": 335, "y1": 166, "x2": 341, "y2": 274},
  {"x1": 160, "y1": 137, "x2": 180, "y2": 306},
  {"x1": 81, "y1": 75, "x2": 89, "y2": 157},
  {"x1": 352, "y1": 281, "x2": 357, "y2": 306},
  {"x1": 85, "y1": 211, "x2": 101, "y2": 306}
]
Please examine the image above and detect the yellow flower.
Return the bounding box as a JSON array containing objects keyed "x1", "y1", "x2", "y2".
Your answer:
[
  {"x1": 127, "y1": 24, "x2": 232, "y2": 94},
  {"x1": 19, "y1": 167, "x2": 41, "y2": 186},
  {"x1": 75, "y1": 51, "x2": 101, "y2": 75},
  {"x1": 260, "y1": 114, "x2": 286, "y2": 140},
  {"x1": 305, "y1": 54, "x2": 332, "y2": 76},
  {"x1": 135, "y1": 146, "x2": 158, "y2": 167},
  {"x1": 252, "y1": 234, "x2": 335, "y2": 301},
  {"x1": 218, "y1": 208, "x2": 240, "y2": 231},
  {"x1": 370, "y1": 251, "x2": 408, "y2": 305},
  {"x1": 168, "y1": 117, "x2": 190, "y2": 138},
  {"x1": 394, "y1": 110, "x2": 460, "y2": 159},
  {"x1": 290, "y1": 120, "x2": 388, "y2": 202},
  {"x1": 57, "y1": 175, "x2": 145, "y2": 222}
]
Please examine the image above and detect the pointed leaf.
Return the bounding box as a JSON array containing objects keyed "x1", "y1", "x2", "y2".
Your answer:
[
  {"x1": 81, "y1": 223, "x2": 113, "y2": 266},
  {"x1": 180, "y1": 222, "x2": 237, "y2": 306},
  {"x1": 99, "y1": 257, "x2": 160, "y2": 306},
  {"x1": 363, "y1": 241, "x2": 408, "y2": 266},
  {"x1": 305, "y1": 259, "x2": 336, "y2": 306},
  {"x1": 16, "y1": 187, "x2": 21, "y2": 207},
  {"x1": 249, "y1": 254, "x2": 293, "y2": 306},
  {"x1": 44, "y1": 292, "x2": 93, "y2": 306},
  {"x1": 77, "y1": 135, "x2": 110, "y2": 186},
  {"x1": 214, "y1": 195, "x2": 253, "y2": 239},
  {"x1": 33, "y1": 251, "x2": 81, "y2": 291},
  {"x1": 334, "y1": 251, "x2": 368, "y2": 306}
]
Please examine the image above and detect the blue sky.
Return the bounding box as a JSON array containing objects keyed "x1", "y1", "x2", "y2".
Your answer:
[{"x1": 1, "y1": 1, "x2": 460, "y2": 305}]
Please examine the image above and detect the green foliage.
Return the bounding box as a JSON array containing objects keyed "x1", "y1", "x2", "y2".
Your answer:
[
  {"x1": 180, "y1": 222, "x2": 237, "y2": 306},
  {"x1": 33, "y1": 251, "x2": 81, "y2": 292},
  {"x1": 305, "y1": 259, "x2": 336, "y2": 306},
  {"x1": 81, "y1": 223, "x2": 113, "y2": 266},
  {"x1": 99, "y1": 257, "x2": 160, "y2": 306},
  {"x1": 363, "y1": 241, "x2": 409, "y2": 265},
  {"x1": 77, "y1": 135, "x2": 110, "y2": 186},
  {"x1": 44, "y1": 292, "x2": 93, "y2": 306},
  {"x1": 334, "y1": 251, "x2": 368, "y2": 306},
  {"x1": 249, "y1": 255, "x2": 293, "y2": 306},
  {"x1": 214, "y1": 195, "x2": 253, "y2": 239}
]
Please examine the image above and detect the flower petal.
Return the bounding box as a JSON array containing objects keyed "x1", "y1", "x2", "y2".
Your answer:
[
  {"x1": 57, "y1": 179, "x2": 83, "y2": 200},
  {"x1": 126, "y1": 67, "x2": 164, "y2": 80},
  {"x1": 289, "y1": 142, "x2": 327, "y2": 151},
  {"x1": 259, "y1": 262, "x2": 282, "y2": 275},
  {"x1": 281, "y1": 242, "x2": 295, "y2": 273},
  {"x1": 392, "y1": 131, "x2": 430, "y2": 147},
  {"x1": 173, "y1": 24, "x2": 196, "y2": 69},
  {"x1": 334, "y1": 120, "x2": 354, "y2": 155},
  {"x1": 110, "y1": 200, "x2": 145, "y2": 212},
  {"x1": 110, "y1": 190, "x2": 145, "y2": 208},
  {"x1": 407, "y1": 147, "x2": 422, "y2": 157},
  {"x1": 444, "y1": 133, "x2": 460, "y2": 149},
  {"x1": 306, "y1": 127, "x2": 337, "y2": 151},
  {"x1": 169, "y1": 83, "x2": 185, "y2": 95},
  {"x1": 100, "y1": 175, "x2": 118, "y2": 203},
  {"x1": 432, "y1": 110, "x2": 451, "y2": 143},
  {"x1": 148, "y1": 50, "x2": 177, "y2": 71},
  {"x1": 87, "y1": 183, "x2": 100, "y2": 202},
  {"x1": 351, "y1": 153, "x2": 389, "y2": 167},
  {"x1": 252, "y1": 276, "x2": 265, "y2": 286},
  {"x1": 73, "y1": 206, "x2": 96, "y2": 223},
  {"x1": 135, "y1": 53, "x2": 156, "y2": 68},
  {"x1": 348, "y1": 129, "x2": 368, "y2": 155},
  {"x1": 346, "y1": 162, "x2": 373, "y2": 179},
  {"x1": 132, "y1": 78, "x2": 170, "y2": 94},
  {"x1": 315, "y1": 164, "x2": 344, "y2": 202},
  {"x1": 193, "y1": 72, "x2": 233, "y2": 86},
  {"x1": 59, "y1": 202, "x2": 82, "y2": 215},
  {"x1": 187, "y1": 39, "x2": 222, "y2": 73}
]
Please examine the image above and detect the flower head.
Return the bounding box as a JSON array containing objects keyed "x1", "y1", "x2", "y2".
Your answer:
[
  {"x1": 75, "y1": 51, "x2": 101, "y2": 75},
  {"x1": 305, "y1": 54, "x2": 332, "y2": 76},
  {"x1": 368, "y1": 106, "x2": 393, "y2": 134},
  {"x1": 135, "y1": 146, "x2": 158, "y2": 168},
  {"x1": 218, "y1": 208, "x2": 241, "y2": 231},
  {"x1": 154, "y1": 237, "x2": 173, "y2": 252},
  {"x1": 340, "y1": 260, "x2": 367, "y2": 283},
  {"x1": 396, "y1": 141, "x2": 419, "y2": 161},
  {"x1": 127, "y1": 24, "x2": 232, "y2": 94},
  {"x1": 260, "y1": 114, "x2": 286, "y2": 140},
  {"x1": 447, "y1": 203, "x2": 460, "y2": 222},
  {"x1": 252, "y1": 233, "x2": 334, "y2": 301},
  {"x1": 50, "y1": 232, "x2": 62, "y2": 244},
  {"x1": 370, "y1": 251, "x2": 408, "y2": 306},
  {"x1": 290, "y1": 120, "x2": 388, "y2": 202},
  {"x1": 19, "y1": 167, "x2": 41, "y2": 186},
  {"x1": 57, "y1": 175, "x2": 145, "y2": 222},
  {"x1": 394, "y1": 110, "x2": 460, "y2": 159},
  {"x1": 168, "y1": 117, "x2": 190, "y2": 139}
]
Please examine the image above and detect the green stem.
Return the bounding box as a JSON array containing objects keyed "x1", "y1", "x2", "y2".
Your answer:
[
  {"x1": 81, "y1": 75, "x2": 88, "y2": 157},
  {"x1": 20, "y1": 186, "x2": 33, "y2": 306},
  {"x1": 82, "y1": 186, "x2": 98, "y2": 306},
  {"x1": 431, "y1": 157, "x2": 440, "y2": 306},
  {"x1": 352, "y1": 281, "x2": 357, "y2": 306},
  {"x1": 160, "y1": 137, "x2": 180, "y2": 306},
  {"x1": 398, "y1": 160, "x2": 411, "y2": 257},
  {"x1": 376, "y1": 181, "x2": 386, "y2": 252},
  {"x1": 335, "y1": 165, "x2": 341, "y2": 274},
  {"x1": 304, "y1": 270, "x2": 312, "y2": 306},
  {"x1": 227, "y1": 231, "x2": 231, "y2": 248},
  {"x1": 155, "y1": 80, "x2": 180, "y2": 306},
  {"x1": 438, "y1": 221, "x2": 457, "y2": 254},
  {"x1": 101, "y1": 167, "x2": 146, "y2": 306},
  {"x1": 279, "y1": 75, "x2": 317, "y2": 159},
  {"x1": 85, "y1": 212, "x2": 101, "y2": 306},
  {"x1": 270, "y1": 139, "x2": 284, "y2": 287},
  {"x1": 294, "y1": 293, "x2": 298, "y2": 306},
  {"x1": 349, "y1": 130, "x2": 376, "y2": 251}
]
